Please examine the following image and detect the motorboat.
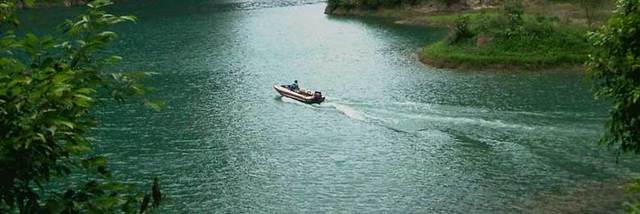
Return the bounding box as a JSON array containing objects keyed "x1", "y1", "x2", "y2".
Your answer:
[{"x1": 273, "y1": 84, "x2": 325, "y2": 104}]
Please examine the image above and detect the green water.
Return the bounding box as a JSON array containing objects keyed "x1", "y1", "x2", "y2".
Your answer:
[{"x1": 21, "y1": 1, "x2": 640, "y2": 212}]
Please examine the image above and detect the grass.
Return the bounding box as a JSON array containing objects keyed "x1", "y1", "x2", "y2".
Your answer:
[
  {"x1": 421, "y1": 9, "x2": 502, "y2": 26},
  {"x1": 421, "y1": 40, "x2": 587, "y2": 70},
  {"x1": 419, "y1": 8, "x2": 593, "y2": 71}
]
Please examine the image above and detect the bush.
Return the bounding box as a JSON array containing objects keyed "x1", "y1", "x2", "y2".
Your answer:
[
  {"x1": 447, "y1": 15, "x2": 474, "y2": 44},
  {"x1": 586, "y1": 0, "x2": 640, "y2": 154}
]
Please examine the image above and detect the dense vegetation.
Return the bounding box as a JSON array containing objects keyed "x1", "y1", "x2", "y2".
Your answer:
[
  {"x1": 586, "y1": 0, "x2": 640, "y2": 155},
  {"x1": 585, "y1": 0, "x2": 640, "y2": 211},
  {"x1": 420, "y1": 1, "x2": 591, "y2": 70},
  {"x1": 0, "y1": 0, "x2": 161, "y2": 213}
]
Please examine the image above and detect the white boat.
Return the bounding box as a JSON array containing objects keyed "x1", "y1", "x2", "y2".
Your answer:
[{"x1": 273, "y1": 84, "x2": 325, "y2": 104}]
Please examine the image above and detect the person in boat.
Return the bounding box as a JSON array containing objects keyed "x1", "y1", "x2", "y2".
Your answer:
[{"x1": 289, "y1": 80, "x2": 299, "y2": 91}]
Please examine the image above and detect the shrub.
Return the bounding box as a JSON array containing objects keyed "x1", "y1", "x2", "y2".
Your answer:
[
  {"x1": 586, "y1": 0, "x2": 640, "y2": 154},
  {"x1": 447, "y1": 15, "x2": 474, "y2": 44},
  {"x1": 502, "y1": 0, "x2": 525, "y2": 38}
]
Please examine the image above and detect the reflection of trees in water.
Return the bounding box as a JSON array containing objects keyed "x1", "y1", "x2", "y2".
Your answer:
[
  {"x1": 326, "y1": 14, "x2": 448, "y2": 45},
  {"x1": 113, "y1": 0, "x2": 325, "y2": 15}
]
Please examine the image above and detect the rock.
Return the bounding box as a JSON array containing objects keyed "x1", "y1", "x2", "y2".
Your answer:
[
  {"x1": 476, "y1": 35, "x2": 493, "y2": 47},
  {"x1": 324, "y1": 5, "x2": 336, "y2": 14}
]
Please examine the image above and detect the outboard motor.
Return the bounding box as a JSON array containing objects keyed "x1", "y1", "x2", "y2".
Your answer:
[{"x1": 314, "y1": 91, "x2": 322, "y2": 100}]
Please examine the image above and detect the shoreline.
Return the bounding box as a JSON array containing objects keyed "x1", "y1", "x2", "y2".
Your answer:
[
  {"x1": 325, "y1": 5, "x2": 460, "y2": 27},
  {"x1": 418, "y1": 50, "x2": 585, "y2": 72},
  {"x1": 325, "y1": 5, "x2": 587, "y2": 72}
]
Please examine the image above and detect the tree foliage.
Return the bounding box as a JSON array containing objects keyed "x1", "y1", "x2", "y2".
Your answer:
[
  {"x1": 586, "y1": 0, "x2": 640, "y2": 154},
  {"x1": 447, "y1": 15, "x2": 473, "y2": 44},
  {"x1": 0, "y1": 0, "x2": 161, "y2": 212},
  {"x1": 502, "y1": 0, "x2": 525, "y2": 38}
]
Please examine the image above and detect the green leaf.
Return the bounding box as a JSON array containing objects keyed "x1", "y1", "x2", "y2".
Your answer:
[
  {"x1": 68, "y1": 145, "x2": 91, "y2": 154},
  {"x1": 54, "y1": 120, "x2": 75, "y2": 129},
  {"x1": 120, "y1": 15, "x2": 137, "y2": 23},
  {"x1": 144, "y1": 100, "x2": 165, "y2": 112},
  {"x1": 76, "y1": 88, "x2": 96, "y2": 94},
  {"x1": 36, "y1": 133, "x2": 46, "y2": 143},
  {"x1": 97, "y1": 31, "x2": 117, "y2": 38},
  {"x1": 74, "y1": 94, "x2": 94, "y2": 107}
]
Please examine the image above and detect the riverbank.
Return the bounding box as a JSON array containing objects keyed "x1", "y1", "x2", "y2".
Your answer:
[
  {"x1": 419, "y1": 42, "x2": 585, "y2": 72},
  {"x1": 418, "y1": 7, "x2": 592, "y2": 71},
  {"x1": 325, "y1": 0, "x2": 613, "y2": 71}
]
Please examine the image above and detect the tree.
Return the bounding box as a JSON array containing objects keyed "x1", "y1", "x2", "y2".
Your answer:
[
  {"x1": 586, "y1": 0, "x2": 640, "y2": 154},
  {"x1": 0, "y1": 0, "x2": 161, "y2": 212}
]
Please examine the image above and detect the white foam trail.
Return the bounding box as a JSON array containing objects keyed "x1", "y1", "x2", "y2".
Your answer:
[
  {"x1": 330, "y1": 103, "x2": 368, "y2": 121},
  {"x1": 343, "y1": 102, "x2": 530, "y2": 131},
  {"x1": 325, "y1": 102, "x2": 414, "y2": 133},
  {"x1": 278, "y1": 96, "x2": 545, "y2": 133},
  {"x1": 396, "y1": 111, "x2": 533, "y2": 130},
  {"x1": 277, "y1": 96, "x2": 372, "y2": 123},
  {"x1": 279, "y1": 96, "x2": 301, "y2": 105}
]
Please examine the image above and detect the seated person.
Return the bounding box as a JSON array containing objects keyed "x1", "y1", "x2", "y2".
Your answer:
[{"x1": 290, "y1": 80, "x2": 299, "y2": 91}]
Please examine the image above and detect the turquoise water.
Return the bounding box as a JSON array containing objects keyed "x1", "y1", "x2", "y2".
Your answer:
[{"x1": 22, "y1": 1, "x2": 639, "y2": 212}]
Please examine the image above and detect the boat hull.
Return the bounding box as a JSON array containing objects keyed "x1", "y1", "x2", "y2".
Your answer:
[{"x1": 273, "y1": 85, "x2": 325, "y2": 104}]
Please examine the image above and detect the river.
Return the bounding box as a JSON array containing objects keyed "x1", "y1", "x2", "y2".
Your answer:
[{"x1": 21, "y1": 0, "x2": 640, "y2": 213}]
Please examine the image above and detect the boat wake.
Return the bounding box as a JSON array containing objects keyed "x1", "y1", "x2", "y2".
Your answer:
[
  {"x1": 330, "y1": 103, "x2": 368, "y2": 121},
  {"x1": 276, "y1": 95, "x2": 603, "y2": 140},
  {"x1": 278, "y1": 96, "x2": 373, "y2": 123}
]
